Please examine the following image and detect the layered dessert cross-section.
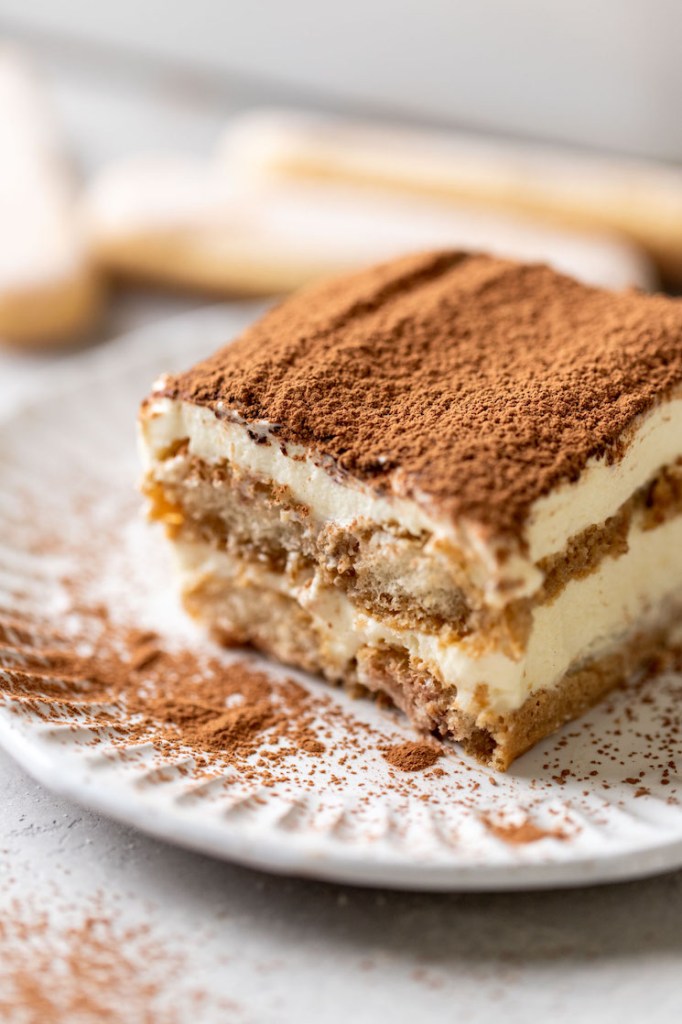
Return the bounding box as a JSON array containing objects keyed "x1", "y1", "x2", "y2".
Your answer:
[{"x1": 139, "y1": 251, "x2": 682, "y2": 769}]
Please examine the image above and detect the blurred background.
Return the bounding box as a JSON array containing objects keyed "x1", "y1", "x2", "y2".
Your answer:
[
  {"x1": 2, "y1": 0, "x2": 682, "y2": 406},
  {"x1": 4, "y1": 0, "x2": 682, "y2": 157}
]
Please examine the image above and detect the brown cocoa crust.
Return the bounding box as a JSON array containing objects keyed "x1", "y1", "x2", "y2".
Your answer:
[{"x1": 158, "y1": 250, "x2": 682, "y2": 540}]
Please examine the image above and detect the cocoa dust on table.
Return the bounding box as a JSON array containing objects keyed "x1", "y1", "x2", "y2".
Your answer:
[{"x1": 0, "y1": 895, "x2": 232, "y2": 1024}]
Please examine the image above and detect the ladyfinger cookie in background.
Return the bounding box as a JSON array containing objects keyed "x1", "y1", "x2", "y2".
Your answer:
[
  {"x1": 82, "y1": 156, "x2": 299, "y2": 297},
  {"x1": 83, "y1": 152, "x2": 654, "y2": 297},
  {"x1": 220, "y1": 108, "x2": 682, "y2": 283},
  {"x1": 0, "y1": 47, "x2": 101, "y2": 348}
]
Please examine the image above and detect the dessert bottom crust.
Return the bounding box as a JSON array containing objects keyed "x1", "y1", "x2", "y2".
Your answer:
[{"x1": 179, "y1": 560, "x2": 681, "y2": 771}]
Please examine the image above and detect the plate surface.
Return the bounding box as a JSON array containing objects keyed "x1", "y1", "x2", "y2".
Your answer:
[{"x1": 2, "y1": 306, "x2": 682, "y2": 891}]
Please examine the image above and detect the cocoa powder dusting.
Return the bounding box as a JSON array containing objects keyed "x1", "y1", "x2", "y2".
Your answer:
[
  {"x1": 383, "y1": 741, "x2": 443, "y2": 772},
  {"x1": 41, "y1": 624, "x2": 333, "y2": 779},
  {"x1": 0, "y1": 898, "x2": 226, "y2": 1023},
  {"x1": 481, "y1": 814, "x2": 568, "y2": 845},
  {"x1": 161, "y1": 250, "x2": 682, "y2": 538}
]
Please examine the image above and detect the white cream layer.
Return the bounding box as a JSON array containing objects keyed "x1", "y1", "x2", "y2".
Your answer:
[
  {"x1": 172, "y1": 510, "x2": 682, "y2": 715},
  {"x1": 141, "y1": 393, "x2": 682, "y2": 600}
]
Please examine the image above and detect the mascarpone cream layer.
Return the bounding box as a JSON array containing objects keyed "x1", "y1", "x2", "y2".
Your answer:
[
  {"x1": 173, "y1": 509, "x2": 682, "y2": 715},
  {"x1": 141, "y1": 392, "x2": 682, "y2": 600}
]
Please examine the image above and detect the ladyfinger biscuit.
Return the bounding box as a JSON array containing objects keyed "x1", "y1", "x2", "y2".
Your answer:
[
  {"x1": 83, "y1": 153, "x2": 653, "y2": 296},
  {"x1": 83, "y1": 156, "x2": 297, "y2": 296},
  {"x1": 221, "y1": 108, "x2": 682, "y2": 282},
  {"x1": 0, "y1": 48, "x2": 101, "y2": 347}
]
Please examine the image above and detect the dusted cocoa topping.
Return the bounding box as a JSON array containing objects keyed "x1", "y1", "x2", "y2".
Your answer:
[{"x1": 160, "y1": 250, "x2": 682, "y2": 538}]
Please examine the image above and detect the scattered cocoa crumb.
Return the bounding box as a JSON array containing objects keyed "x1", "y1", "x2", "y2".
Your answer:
[
  {"x1": 481, "y1": 815, "x2": 568, "y2": 845},
  {"x1": 300, "y1": 737, "x2": 326, "y2": 755},
  {"x1": 383, "y1": 741, "x2": 442, "y2": 772}
]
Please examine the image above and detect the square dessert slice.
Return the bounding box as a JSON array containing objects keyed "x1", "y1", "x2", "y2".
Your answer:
[{"x1": 139, "y1": 250, "x2": 682, "y2": 770}]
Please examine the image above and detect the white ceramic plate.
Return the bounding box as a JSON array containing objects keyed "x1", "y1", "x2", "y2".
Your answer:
[{"x1": 2, "y1": 306, "x2": 682, "y2": 891}]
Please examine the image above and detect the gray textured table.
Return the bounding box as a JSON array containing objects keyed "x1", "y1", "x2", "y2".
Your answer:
[{"x1": 1, "y1": 35, "x2": 682, "y2": 1024}]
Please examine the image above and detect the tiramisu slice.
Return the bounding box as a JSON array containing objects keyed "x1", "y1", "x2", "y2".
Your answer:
[{"x1": 139, "y1": 251, "x2": 682, "y2": 770}]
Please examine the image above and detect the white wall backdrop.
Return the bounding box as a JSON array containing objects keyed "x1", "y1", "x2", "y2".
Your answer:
[{"x1": 1, "y1": 0, "x2": 681, "y2": 159}]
